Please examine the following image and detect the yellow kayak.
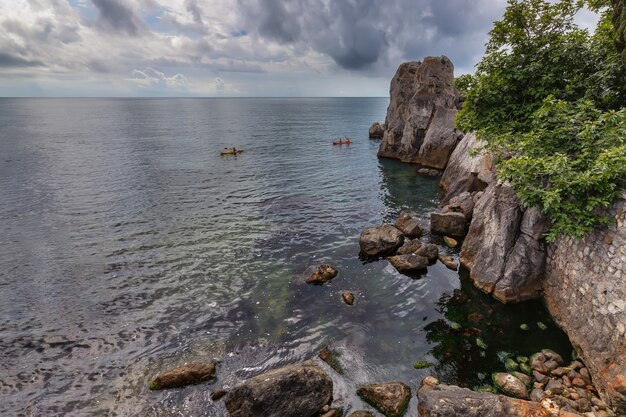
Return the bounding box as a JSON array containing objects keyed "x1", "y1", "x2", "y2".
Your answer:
[{"x1": 220, "y1": 149, "x2": 244, "y2": 155}]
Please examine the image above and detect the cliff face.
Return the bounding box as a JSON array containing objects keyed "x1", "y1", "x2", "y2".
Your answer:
[
  {"x1": 544, "y1": 195, "x2": 626, "y2": 413},
  {"x1": 377, "y1": 56, "x2": 461, "y2": 169}
]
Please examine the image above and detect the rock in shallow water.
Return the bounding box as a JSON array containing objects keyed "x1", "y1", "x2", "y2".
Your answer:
[
  {"x1": 149, "y1": 362, "x2": 216, "y2": 390},
  {"x1": 388, "y1": 254, "x2": 429, "y2": 272},
  {"x1": 357, "y1": 381, "x2": 411, "y2": 417},
  {"x1": 430, "y1": 211, "x2": 467, "y2": 238},
  {"x1": 225, "y1": 361, "x2": 332, "y2": 417},
  {"x1": 306, "y1": 264, "x2": 338, "y2": 285},
  {"x1": 492, "y1": 372, "x2": 529, "y2": 399},
  {"x1": 341, "y1": 291, "x2": 355, "y2": 305},
  {"x1": 395, "y1": 211, "x2": 424, "y2": 238},
  {"x1": 348, "y1": 411, "x2": 375, "y2": 417},
  {"x1": 359, "y1": 225, "x2": 404, "y2": 257},
  {"x1": 369, "y1": 122, "x2": 384, "y2": 138},
  {"x1": 397, "y1": 239, "x2": 423, "y2": 255}
]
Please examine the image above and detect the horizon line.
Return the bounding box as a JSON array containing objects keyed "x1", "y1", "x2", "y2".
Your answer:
[{"x1": 0, "y1": 96, "x2": 390, "y2": 99}]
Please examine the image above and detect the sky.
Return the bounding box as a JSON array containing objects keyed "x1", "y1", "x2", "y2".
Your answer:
[{"x1": 0, "y1": 0, "x2": 601, "y2": 97}]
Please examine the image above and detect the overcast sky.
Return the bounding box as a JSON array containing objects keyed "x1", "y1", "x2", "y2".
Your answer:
[{"x1": 0, "y1": 0, "x2": 600, "y2": 97}]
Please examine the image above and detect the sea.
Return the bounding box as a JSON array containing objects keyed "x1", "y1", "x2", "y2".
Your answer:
[{"x1": 0, "y1": 98, "x2": 572, "y2": 416}]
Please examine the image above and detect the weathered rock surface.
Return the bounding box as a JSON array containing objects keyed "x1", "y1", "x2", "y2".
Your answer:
[
  {"x1": 360, "y1": 225, "x2": 404, "y2": 257},
  {"x1": 439, "y1": 132, "x2": 495, "y2": 206},
  {"x1": 395, "y1": 211, "x2": 424, "y2": 238},
  {"x1": 430, "y1": 211, "x2": 467, "y2": 238},
  {"x1": 416, "y1": 243, "x2": 439, "y2": 262},
  {"x1": 447, "y1": 191, "x2": 475, "y2": 221},
  {"x1": 306, "y1": 264, "x2": 338, "y2": 285},
  {"x1": 388, "y1": 254, "x2": 429, "y2": 272},
  {"x1": 342, "y1": 291, "x2": 355, "y2": 306},
  {"x1": 460, "y1": 183, "x2": 549, "y2": 303},
  {"x1": 369, "y1": 122, "x2": 385, "y2": 138},
  {"x1": 416, "y1": 168, "x2": 440, "y2": 177},
  {"x1": 357, "y1": 382, "x2": 411, "y2": 417},
  {"x1": 224, "y1": 361, "x2": 332, "y2": 417},
  {"x1": 377, "y1": 57, "x2": 461, "y2": 169},
  {"x1": 149, "y1": 362, "x2": 216, "y2": 390},
  {"x1": 348, "y1": 411, "x2": 375, "y2": 417},
  {"x1": 397, "y1": 239, "x2": 423, "y2": 255},
  {"x1": 417, "y1": 376, "x2": 582, "y2": 417},
  {"x1": 438, "y1": 254, "x2": 458, "y2": 270},
  {"x1": 492, "y1": 372, "x2": 529, "y2": 399},
  {"x1": 544, "y1": 193, "x2": 626, "y2": 414}
]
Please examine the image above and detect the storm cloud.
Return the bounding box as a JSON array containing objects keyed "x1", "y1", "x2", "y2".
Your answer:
[{"x1": 91, "y1": 0, "x2": 145, "y2": 36}]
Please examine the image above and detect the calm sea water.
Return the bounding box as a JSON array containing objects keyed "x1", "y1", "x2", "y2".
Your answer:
[{"x1": 0, "y1": 98, "x2": 572, "y2": 416}]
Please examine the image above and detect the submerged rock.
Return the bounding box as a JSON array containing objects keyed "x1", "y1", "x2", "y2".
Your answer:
[
  {"x1": 395, "y1": 211, "x2": 424, "y2": 238},
  {"x1": 319, "y1": 347, "x2": 343, "y2": 374},
  {"x1": 347, "y1": 411, "x2": 375, "y2": 417},
  {"x1": 416, "y1": 168, "x2": 440, "y2": 177},
  {"x1": 369, "y1": 122, "x2": 385, "y2": 138},
  {"x1": 306, "y1": 264, "x2": 338, "y2": 285},
  {"x1": 149, "y1": 362, "x2": 216, "y2": 390},
  {"x1": 357, "y1": 382, "x2": 411, "y2": 417},
  {"x1": 359, "y1": 225, "x2": 404, "y2": 257},
  {"x1": 211, "y1": 389, "x2": 227, "y2": 401},
  {"x1": 388, "y1": 254, "x2": 429, "y2": 272},
  {"x1": 224, "y1": 361, "x2": 332, "y2": 417},
  {"x1": 341, "y1": 291, "x2": 355, "y2": 306},
  {"x1": 492, "y1": 372, "x2": 529, "y2": 399}
]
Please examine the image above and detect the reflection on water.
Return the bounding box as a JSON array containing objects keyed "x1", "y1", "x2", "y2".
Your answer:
[{"x1": 0, "y1": 98, "x2": 572, "y2": 417}]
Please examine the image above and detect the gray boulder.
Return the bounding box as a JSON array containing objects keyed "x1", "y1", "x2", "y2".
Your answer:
[
  {"x1": 359, "y1": 225, "x2": 404, "y2": 257},
  {"x1": 388, "y1": 254, "x2": 429, "y2": 272},
  {"x1": 224, "y1": 361, "x2": 332, "y2": 417},
  {"x1": 395, "y1": 211, "x2": 424, "y2": 238},
  {"x1": 377, "y1": 57, "x2": 461, "y2": 169},
  {"x1": 430, "y1": 211, "x2": 467, "y2": 238},
  {"x1": 357, "y1": 381, "x2": 411, "y2": 417},
  {"x1": 369, "y1": 122, "x2": 385, "y2": 138}
]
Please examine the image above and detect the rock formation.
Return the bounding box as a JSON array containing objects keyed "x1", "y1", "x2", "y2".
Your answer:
[
  {"x1": 369, "y1": 122, "x2": 385, "y2": 138},
  {"x1": 149, "y1": 362, "x2": 216, "y2": 390},
  {"x1": 417, "y1": 375, "x2": 582, "y2": 417},
  {"x1": 357, "y1": 381, "x2": 411, "y2": 417},
  {"x1": 224, "y1": 361, "x2": 332, "y2": 417},
  {"x1": 359, "y1": 224, "x2": 405, "y2": 257},
  {"x1": 377, "y1": 56, "x2": 462, "y2": 169}
]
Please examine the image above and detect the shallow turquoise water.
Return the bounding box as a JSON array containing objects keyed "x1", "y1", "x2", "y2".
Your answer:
[{"x1": 0, "y1": 98, "x2": 572, "y2": 416}]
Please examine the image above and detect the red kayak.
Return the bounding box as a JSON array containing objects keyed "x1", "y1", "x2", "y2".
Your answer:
[{"x1": 332, "y1": 139, "x2": 352, "y2": 145}]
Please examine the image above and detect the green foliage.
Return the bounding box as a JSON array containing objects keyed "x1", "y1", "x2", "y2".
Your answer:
[
  {"x1": 454, "y1": 74, "x2": 477, "y2": 96},
  {"x1": 456, "y1": 0, "x2": 626, "y2": 240}
]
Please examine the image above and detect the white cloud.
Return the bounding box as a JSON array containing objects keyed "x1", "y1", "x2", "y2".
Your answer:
[{"x1": 129, "y1": 67, "x2": 187, "y2": 88}]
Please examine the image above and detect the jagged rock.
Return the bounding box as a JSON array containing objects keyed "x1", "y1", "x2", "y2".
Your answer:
[
  {"x1": 460, "y1": 183, "x2": 524, "y2": 297},
  {"x1": 388, "y1": 254, "x2": 429, "y2": 272},
  {"x1": 439, "y1": 132, "x2": 495, "y2": 206},
  {"x1": 342, "y1": 291, "x2": 354, "y2": 306},
  {"x1": 306, "y1": 264, "x2": 338, "y2": 285},
  {"x1": 395, "y1": 211, "x2": 424, "y2": 238},
  {"x1": 447, "y1": 191, "x2": 475, "y2": 220},
  {"x1": 416, "y1": 243, "x2": 439, "y2": 262},
  {"x1": 417, "y1": 376, "x2": 581, "y2": 417},
  {"x1": 430, "y1": 211, "x2": 467, "y2": 238},
  {"x1": 377, "y1": 57, "x2": 461, "y2": 169},
  {"x1": 149, "y1": 363, "x2": 216, "y2": 390},
  {"x1": 359, "y1": 225, "x2": 404, "y2": 257},
  {"x1": 224, "y1": 361, "x2": 332, "y2": 417},
  {"x1": 357, "y1": 382, "x2": 411, "y2": 417},
  {"x1": 369, "y1": 122, "x2": 385, "y2": 138},
  {"x1": 492, "y1": 372, "x2": 529, "y2": 399},
  {"x1": 397, "y1": 239, "x2": 423, "y2": 255},
  {"x1": 438, "y1": 254, "x2": 459, "y2": 270}
]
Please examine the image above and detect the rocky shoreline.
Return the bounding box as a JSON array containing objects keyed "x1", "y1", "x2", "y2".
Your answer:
[{"x1": 146, "y1": 57, "x2": 624, "y2": 417}]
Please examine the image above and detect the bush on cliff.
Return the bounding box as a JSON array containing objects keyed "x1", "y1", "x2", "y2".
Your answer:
[{"x1": 457, "y1": 0, "x2": 626, "y2": 241}]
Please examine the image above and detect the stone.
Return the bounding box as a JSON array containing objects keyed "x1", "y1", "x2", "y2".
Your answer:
[
  {"x1": 397, "y1": 239, "x2": 423, "y2": 255},
  {"x1": 461, "y1": 183, "x2": 524, "y2": 296},
  {"x1": 572, "y1": 377, "x2": 587, "y2": 388},
  {"x1": 533, "y1": 371, "x2": 548, "y2": 384},
  {"x1": 348, "y1": 412, "x2": 375, "y2": 417},
  {"x1": 377, "y1": 57, "x2": 461, "y2": 169},
  {"x1": 149, "y1": 362, "x2": 216, "y2": 390},
  {"x1": 492, "y1": 373, "x2": 529, "y2": 399},
  {"x1": 369, "y1": 122, "x2": 384, "y2": 138},
  {"x1": 318, "y1": 347, "x2": 343, "y2": 374},
  {"x1": 357, "y1": 382, "x2": 411, "y2": 417},
  {"x1": 542, "y1": 349, "x2": 564, "y2": 364},
  {"x1": 545, "y1": 360, "x2": 559, "y2": 372},
  {"x1": 546, "y1": 379, "x2": 564, "y2": 395},
  {"x1": 306, "y1": 264, "x2": 338, "y2": 285},
  {"x1": 512, "y1": 372, "x2": 531, "y2": 388},
  {"x1": 448, "y1": 191, "x2": 475, "y2": 220},
  {"x1": 443, "y1": 236, "x2": 458, "y2": 247},
  {"x1": 359, "y1": 225, "x2": 404, "y2": 257},
  {"x1": 530, "y1": 388, "x2": 544, "y2": 402},
  {"x1": 388, "y1": 254, "x2": 429, "y2": 272},
  {"x1": 416, "y1": 243, "x2": 439, "y2": 262},
  {"x1": 224, "y1": 361, "x2": 332, "y2": 417},
  {"x1": 430, "y1": 211, "x2": 468, "y2": 238},
  {"x1": 211, "y1": 389, "x2": 227, "y2": 401},
  {"x1": 417, "y1": 377, "x2": 582, "y2": 417},
  {"x1": 342, "y1": 291, "x2": 354, "y2": 306},
  {"x1": 439, "y1": 132, "x2": 495, "y2": 205},
  {"x1": 417, "y1": 168, "x2": 440, "y2": 177},
  {"x1": 395, "y1": 211, "x2": 424, "y2": 238},
  {"x1": 438, "y1": 254, "x2": 459, "y2": 270}
]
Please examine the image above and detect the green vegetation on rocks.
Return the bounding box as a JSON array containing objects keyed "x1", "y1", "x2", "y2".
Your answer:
[
  {"x1": 413, "y1": 360, "x2": 434, "y2": 369},
  {"x1": 457, "y1": 0, "x2": 626, "y2": 242}
]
